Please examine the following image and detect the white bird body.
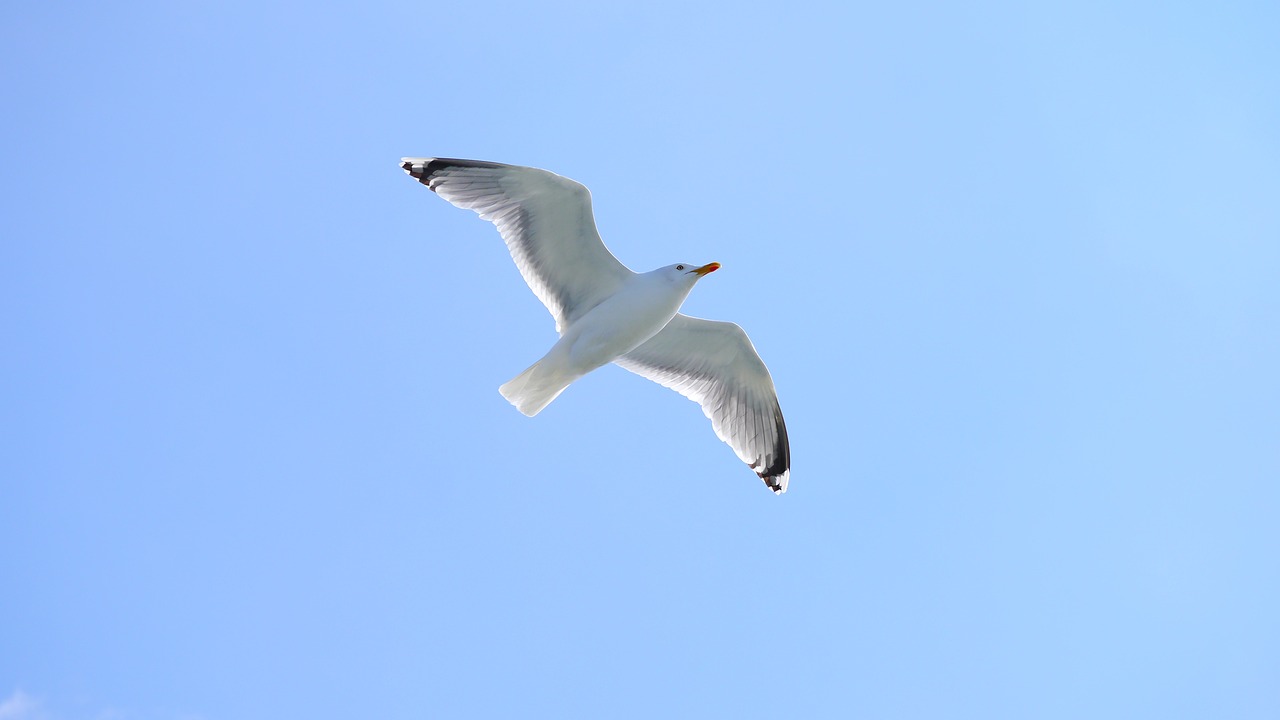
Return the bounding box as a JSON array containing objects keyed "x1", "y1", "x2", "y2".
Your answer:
[
  {"x1": 401, "y1": 157, "x2": 791, "y2": 493},
  {"x1": 502, "y1": 265, "x2": 707, "y2": 416},
  {"x1": 565, "y1": 266, "x2": 700, "y2": 373}
]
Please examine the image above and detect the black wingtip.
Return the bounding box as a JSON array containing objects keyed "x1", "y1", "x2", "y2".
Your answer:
[
  {"x1": 757, "y1": 405, "x2": 791, "y2": 493},
  {"x1": 400, "y1": 158, "x2": 434, "y2": 188},
  {"x1": 402, "y1": 157, "x2": 514, "y2": 191}
]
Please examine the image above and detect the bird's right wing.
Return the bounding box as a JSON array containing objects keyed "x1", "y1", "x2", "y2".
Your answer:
[
  {"x1": 615, "y1": 314, "x2": 791, "y2": 493},
  {"x1": 402, "y1": 157, "x2": 634, "y2": 333}
]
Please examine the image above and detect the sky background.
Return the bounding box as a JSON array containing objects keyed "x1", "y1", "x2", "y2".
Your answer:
[{"x1": 3, "y1": 1, "x2": 1279, "y2": 718}]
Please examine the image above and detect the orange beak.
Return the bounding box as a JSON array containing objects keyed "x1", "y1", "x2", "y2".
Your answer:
[{"x1": 691, "y1": 262, "x2": 721, "y2": 277}]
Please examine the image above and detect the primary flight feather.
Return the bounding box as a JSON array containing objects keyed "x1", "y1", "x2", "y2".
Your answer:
[{"x1": 401, "y1": 157, "x2": 791, "y2": 493}]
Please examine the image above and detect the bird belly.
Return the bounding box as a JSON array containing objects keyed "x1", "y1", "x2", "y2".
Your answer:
[{"x1": 563, "y1": 286, "x2": 685, "y2": 374}]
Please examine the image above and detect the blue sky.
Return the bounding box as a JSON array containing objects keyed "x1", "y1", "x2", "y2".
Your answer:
[{"x1": 3, "y1": 1, "x2": 1278, "y2": 718}]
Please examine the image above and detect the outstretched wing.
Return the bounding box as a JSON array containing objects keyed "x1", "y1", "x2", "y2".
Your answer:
[
  {"x1": 402, "y1": 157, "x2": 634, "y2": 332},
  {"x1": 615, "y1": 314, "x2": 791, "y2": 493}
]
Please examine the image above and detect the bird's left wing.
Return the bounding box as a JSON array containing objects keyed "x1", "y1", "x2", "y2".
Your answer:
[
  {"x1": 401, "y1": 157, "x2": 634, "y2": 333},
  {"x1": 615, "y1": 314, "x2": 791, "y2": 493}
]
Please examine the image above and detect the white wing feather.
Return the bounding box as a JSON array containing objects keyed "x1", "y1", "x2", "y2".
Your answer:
[
  {"x1": 401, "y1": 158, "x2": 634, "y2": 332},
  {"x1": 615, "y1": 314, "x2": 791, "y2": 493}
]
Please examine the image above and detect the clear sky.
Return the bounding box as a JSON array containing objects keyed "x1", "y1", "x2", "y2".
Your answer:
[{"x1": 3, "y1": 2, "x2": 1278, "y2": 718}]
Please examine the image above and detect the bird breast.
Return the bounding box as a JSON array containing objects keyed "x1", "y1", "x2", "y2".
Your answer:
[{"x1": 563, "y1": 277, "x2": 692, "y2": 373}]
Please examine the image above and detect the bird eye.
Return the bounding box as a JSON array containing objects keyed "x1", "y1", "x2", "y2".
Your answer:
[{"x1": 676, "y1": 265, "x2": 684, "y2": 271}]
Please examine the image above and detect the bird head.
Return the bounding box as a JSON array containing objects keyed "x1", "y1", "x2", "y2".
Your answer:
[{"x1": 667, "y1": 262, "x2": 720, "y2": 282}]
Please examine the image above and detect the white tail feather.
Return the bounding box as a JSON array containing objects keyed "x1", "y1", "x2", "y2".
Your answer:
[{"x1": 499, "y1": 360, "x2": 572, "y2": 416}]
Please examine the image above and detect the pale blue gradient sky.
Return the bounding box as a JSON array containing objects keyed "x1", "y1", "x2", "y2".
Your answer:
[{"x1": 3, "y1": 2, "x2": 1278, "y2": 718}]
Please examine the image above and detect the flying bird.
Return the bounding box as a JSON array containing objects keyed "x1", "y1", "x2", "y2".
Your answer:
[{"x1": 400, "y1": 158, "x2": 790, "y2": 493}]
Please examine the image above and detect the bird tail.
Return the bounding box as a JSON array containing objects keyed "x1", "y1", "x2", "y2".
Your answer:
[{"x1": 499, "y1": 358, "x2": 573, "y2": 417}]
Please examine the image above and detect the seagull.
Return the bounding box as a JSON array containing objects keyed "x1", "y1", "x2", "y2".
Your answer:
[{"x1": 400, "y1": 157, "x2": 791, "y2": 493}]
